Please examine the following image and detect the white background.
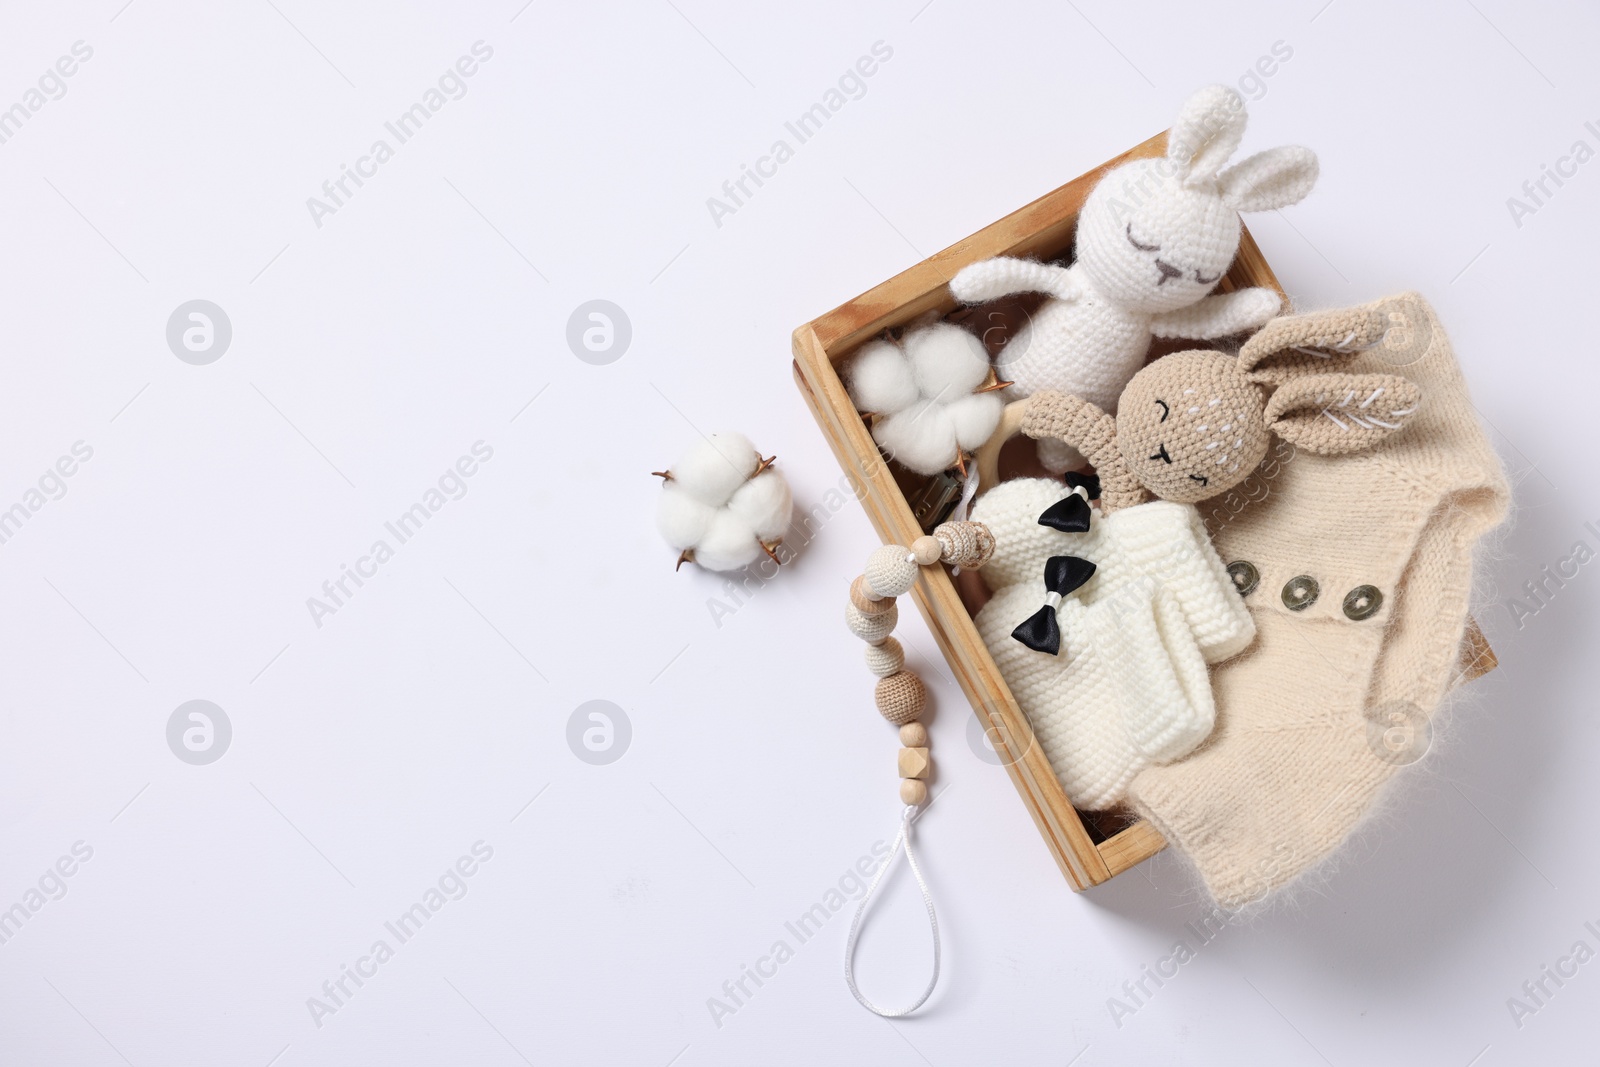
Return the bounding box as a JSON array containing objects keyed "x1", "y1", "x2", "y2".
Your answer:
[{"x1": 0, "y1": 0, "x2": 1595, "y2": 1063}]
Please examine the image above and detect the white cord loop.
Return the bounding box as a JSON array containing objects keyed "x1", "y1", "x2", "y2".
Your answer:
[
  {"x1": 949, "y1": 459, "x2": 981, "y2": 525},
  {"x1": 844, "y1": 804, "x2": 941, "y2": 1017}
]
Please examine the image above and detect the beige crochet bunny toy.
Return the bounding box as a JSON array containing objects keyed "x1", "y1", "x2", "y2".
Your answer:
[
  {"x1": 971, "y1": 307, "x2": 1420, "y2": 811},
  {"x1": 1018, "y1": 305, "x2": 1423, "y2": 514},
  {"x1": 951, "y1": 83, "x2": 1319, "y2": 473}
]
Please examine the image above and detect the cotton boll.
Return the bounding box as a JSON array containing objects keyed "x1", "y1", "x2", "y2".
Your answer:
[
  {"x1": 847, "y1": 339, "x2": 919, "y2": 414},
  {"x1": 905, "y1": 323, "x2": 990, "y2": 398},
  {"x1": 727, "y1": 470, "x2": 792, "y2": 541},
  {"x1": 946, "y1": 391, "x2": 1004, "y2": 451},
  {"x1": 673, "y1": 432, "x2": 758, "y2": 506},
  {"x1": 875, "y1": 400, "x2": 959, "y2": 476},
  {"x1": 693, "y1": 510, "x2": 762, "y2": 571},
  {"x1": 656, "y1": 432, "x2": 793, "y2": 572},
  {"x1": 656, "y1": 484, "x2": 717, "y2": 549},
  {"x1": 854, "y1": 323, "x2": 999, "y2": 473}
]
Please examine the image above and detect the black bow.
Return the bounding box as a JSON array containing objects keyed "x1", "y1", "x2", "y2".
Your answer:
[
  {"x1": 1011, "y1": 554, "x2": 1097, "y2": 655},
  {"x1": 1064, "y1": 471, "x2": 1101, "y2": 499},
  {"x1": 1037, "y1": 478, "x2": 1099, "y2": 533},
  {"x1": 1037, "y1": 494, "x2": 1090, "y2": 533}
]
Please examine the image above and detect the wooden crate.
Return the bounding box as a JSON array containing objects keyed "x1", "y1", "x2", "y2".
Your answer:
[{"x1": 792, "y1": 130, "x2": 1497, "y2": 889}]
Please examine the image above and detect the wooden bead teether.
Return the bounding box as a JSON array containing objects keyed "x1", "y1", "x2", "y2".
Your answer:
[{"x1": 842, "y1": 528, "x2": 992, "y2": 807}]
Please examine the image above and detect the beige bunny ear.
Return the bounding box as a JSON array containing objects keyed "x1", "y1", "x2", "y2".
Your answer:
[
  {"x1": 1018, "y1": 391, "x2": 1147, "y2": 513},
  {"x1": 1238, "y1": 306, "x2": 1390, "y2": 385},
  {"x1": 1264, "y1": 373, "x2": 1421, "y2": 455}
]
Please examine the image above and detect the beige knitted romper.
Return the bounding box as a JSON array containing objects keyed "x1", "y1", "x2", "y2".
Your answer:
[{"x1": 1126, "y1": 292, "x2": 1510, "y2": 908}]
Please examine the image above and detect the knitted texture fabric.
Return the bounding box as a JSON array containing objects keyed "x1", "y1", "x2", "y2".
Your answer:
[
  {"x1": 1125, "y1": 292, "x2": 1510, "y2": 908},
  {"x1": 933, "y1": 520, "x2": 995, "y2": 568},
  {"x1": 1020, "y1": 391, "x2": 1147, "y2": 513},
  {"x1": 1262, "y1": 373, "x2": 1422, "y2": 456},
  {"x1": 864, "y1": 545, "x2": 919, "y2": 598},
  {"x1": 864, "y1": 638, "x2": 904, "y2": 677},
  {"x1": 1116, "y1": 350, "x2": 1270, "y2": 501},
  {"x1": 874, "y1": 671, "x2": 927, "y2": 725},
  {"x1": 1020, "y1": 329, "x2": 1422, "y2": 515},
  {"x1": 1237, "y1": 304, "x2": 1389, "y2": 385},
  {"x1": 949, "y1": 84, "x2": 1318, "y2": 473},
  {"x1": 972, "y1": 478, "x2": 1255, "y2": 809},
  {"x1": 845, "y1": 601, "x2": 898, "y2": 643}
]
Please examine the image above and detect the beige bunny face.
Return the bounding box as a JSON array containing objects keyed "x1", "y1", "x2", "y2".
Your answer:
[{"x1": 1116, "y1": 350, "x2": 1270, "y2": 503}]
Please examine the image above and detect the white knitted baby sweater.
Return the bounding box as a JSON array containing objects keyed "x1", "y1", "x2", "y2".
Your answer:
[{"x1": 973, "y1": 479, "x2": 1254, "y2": 810}]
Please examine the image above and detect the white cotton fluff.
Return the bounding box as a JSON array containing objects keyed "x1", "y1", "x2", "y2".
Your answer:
[
  {"x1": 727, "y1": 470, "x2": 792, "y2": 541},
  {"x1": 905, "y1": 322, "x2": 990, "y2": 398},
  {"x1": 846, "y1": 322, "x2": 1003, "y2": 476},
  {"x1": 656, "y1": 484, "x2": 717, "y2": 549},
  {"x1": 693, "y1": 511, "x2": 765, "y2": 571},
  {"x1": 845, "y1": 338, "x2": 919, "y2": 414},
  {"x1": 873, "y1": 398, "x2": 958, "y2": 474},
  {"x1": 673, "y1": 432, "x2": 759, "y2": 506},
  {"x1": 656, "y1": 432, "x2": 792, "y2": 572}
]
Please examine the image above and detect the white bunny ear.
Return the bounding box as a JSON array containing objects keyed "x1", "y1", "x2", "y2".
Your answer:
[
  {"x1": 1217, "y1": 145, "x2": 1319, "y2": 211},
  {"x1": 1166, "y1": 84, "x2": 1248, "y2": 183}
]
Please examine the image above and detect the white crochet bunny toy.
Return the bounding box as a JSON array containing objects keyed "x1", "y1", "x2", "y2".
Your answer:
[{"x1": 950, "y1": 84, "x2": 1319, "y2": 472}]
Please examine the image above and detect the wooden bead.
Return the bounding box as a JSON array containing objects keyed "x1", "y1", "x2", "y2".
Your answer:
[
  {"x1": 899, "y1": 722, "x2": 928, "y2": 746},
  {"x1": 911, "y1": 536, "x2": 942, "y2": 566},
  {"x1": 874, "y1": 670, "x2": 927, "y2": 724},
  {"x1": 864, "y1": 637, "x2": 904, "y2": 678},
  {"x1": 865, "y1": 545, "x2": 918, "y2": 598},
  {"x1": 849, "y1": 576, "x2": 895, "y2": 615},
  {"x1": 846, "y1": 601, "x2": 898, "y2": 643},
  {"x1": 900, "y1": 779, "x2": 929, "y2": 805},
  {"x1": 897, "y1": 747, "x2": 931, "y2": 779}
]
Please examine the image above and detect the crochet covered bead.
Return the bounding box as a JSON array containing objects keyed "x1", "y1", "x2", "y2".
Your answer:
[
  {"x1": 874, "y1": 671, "x2": 927, "y2": 725},
  {"x1": 865, "y1": 545, "x2": 919, "y2": 598},
  {"x1": 845, "y1": 601, "x2": 898, "y2": 643},
  {"x1": 933, "y1": 520, "x2": 995, "y2": 569},
  {"x1": 864, "y1": 637, "x2": 905, "y2": 678}
]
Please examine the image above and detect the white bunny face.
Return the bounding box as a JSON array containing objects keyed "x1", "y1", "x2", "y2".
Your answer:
[
  {"x1": 1071, "y1": 84, "x2": 1319, "y2": 316},
  {"x1": 1074, "y1": 158, "x2": 1243, "y2": 314}
]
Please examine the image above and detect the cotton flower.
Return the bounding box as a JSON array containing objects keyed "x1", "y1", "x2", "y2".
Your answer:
[
  {"x1": 655, "y1": 431, "x2": 792, "y2": 571},
  {"x1": 846, "y1": 322, "x2": 1006, "y2": 476}
]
